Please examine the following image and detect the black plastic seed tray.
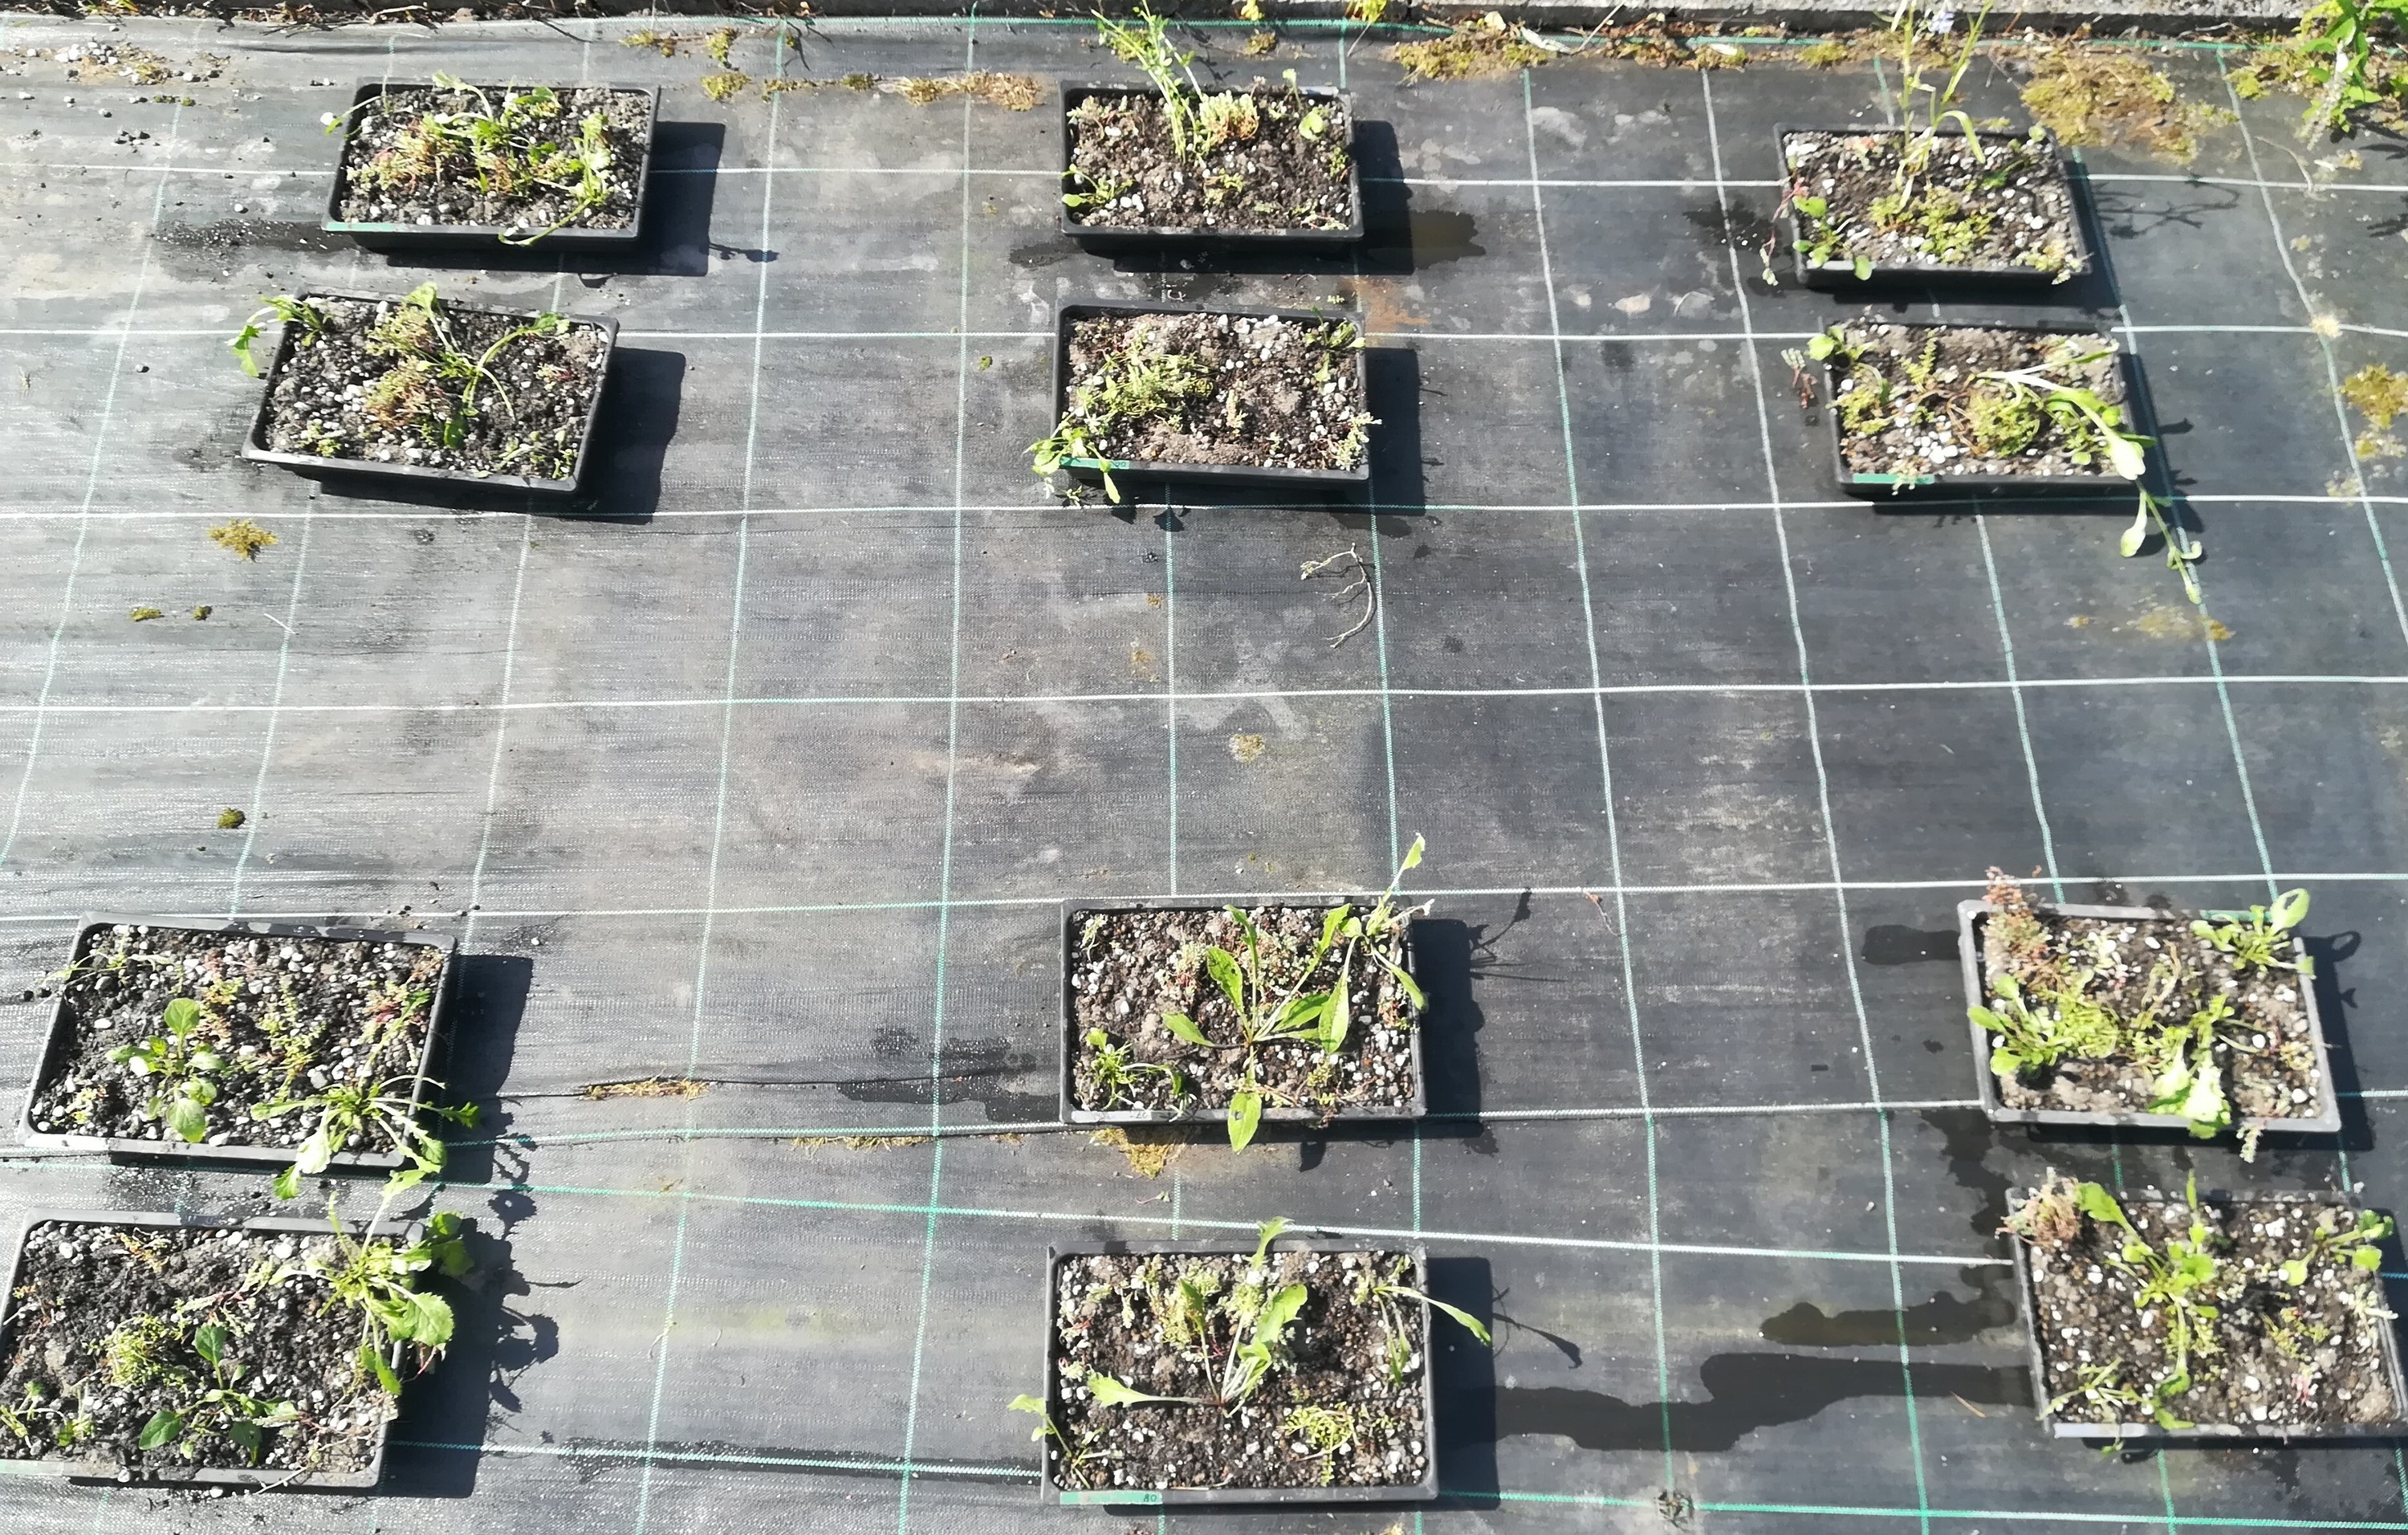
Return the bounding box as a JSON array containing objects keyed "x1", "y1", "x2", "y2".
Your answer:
[
  {"x1": 1057, "y1": 83, "x2": 1365, "y2": 250},
  {"x1": 323, "y1": 82, "x2": 660, "y2": 252},
  {"x1": 1039, "y1": 1238, "x2": 1441, "y2": 1505},
  {"x1": 238, "y1": 288, "x2": 619, "y2": 497},
  {"x1": 1774, "y1": 124, "x2": 2094, "y2": 290},
  {"x1": 17, "y1": 914, "x2": 460, "y2": 1173},
  {"x1": 1048, "y1": 301, "x2": 1374, "y2": 495},
  {"x1": 0, "y1": 1209, "x2": 409, "y2": 1489},
  {"x1": 1824, "y1": 319, "x2": 2141, "y2": 498},
  {"x1": 1057, "y1": 898, "x2": 1428, "y2": 1128},
  {"x1": 1958, "y1": 899, "x2": 2342, "y2": 1136},
  {"x1": 2005, "y1": 1187, "x2": 2408, "y2": 1441}
]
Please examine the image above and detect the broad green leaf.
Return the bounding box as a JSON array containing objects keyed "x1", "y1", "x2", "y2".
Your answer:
[
  {"x1": 1987, "y1": 1046, "x2": 2024, "y2": 1079},
  {"x1": 1378, "y1": 952, "x2": 1426, "y2": 1014},
  {"x1": 2075, "y1": 1182, "x2": 2131, "y2": 1231},
  {"x1": 295, "y1": 1123, "x2": 336, "y2": 1176},
  {"x1": 1796, "y1": 194, "x2": 1827, "y2": 217},
  {"x1": 1204, "y1": 947, "x2": 1247, "y2": 1016},
  {"x1": 2280, "y1": 1257, "x2": 2310, "y2": 1285},
  {"x1": 2104, "y1": 433, "x2": 2148, "y2": 481},
  {"x1": 1086, "y1": 1372, "x2": 1180, "y2": 1407},
  {"x1": 185, "y1": 1078, "x2": 217, "y2": 1105},
  {"x1": 1852, "y1": 254, "x2": 1873, "y2": 280},
  {"x1": 165, "y1": 1095, "x2": 209, "y2": 1143},
  {"x1": 227, "y1": 1420, "x2": 263, "y2": 1462},
  {"x1": 1321, "y1": 983, "x2": 1350, "y2": 1055},
  {"x1": 2353, "y1": 1245, "x2": 2384, "y2": 1271},
  {"x1": 1083, "y1": 1028, "x2": 1109, "y2": 1048},
  {"x1": 2120, "y1": 499, "x2": 2152, "y2": 558},
  {"x1": 188, "y1": 1052, "x2": 220, "y2": 1077},
  {"x1": 1007, "y1": 1393, "x2": 1047, "y2": 1416},
  {"x1": 1399, "y1": 834, "x2": 1424, "y2": 874},
  {"x1": 1228, "y1": 1090, "x2": 1263, "y2": 1153},
  {"x1": 137, "y1": 1411, "x2": 181, "y2": 1451},
  {"x1": 361, "y1": 1341, "x2": 401, "y2": 1396},
  {"x1": 2268, "y1": 887, "x2": 2310, "y2": 934},
  {"x1": 193, "y1": 1323, "x2": 228, "y2": 1367},
  {"x1": 162, "y1": 997, "x2": 201, "y2": 1035},
  {"x1": 272, "y1": 1163, "x2": 302, "y2": 1202},
  {"x1": 1254, "y1": 1281, "x2": 1308, "y2": 1343},
  {"x1": 1160, "y1": 1012, "x2": 1211, "y2": 1048}
]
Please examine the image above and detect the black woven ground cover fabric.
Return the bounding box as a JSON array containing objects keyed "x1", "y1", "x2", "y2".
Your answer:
[{"x1": 5, "y1": 13, "x2": 2408, "y2": 1533}]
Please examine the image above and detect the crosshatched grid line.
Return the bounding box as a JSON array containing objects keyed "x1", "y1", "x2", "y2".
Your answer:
[{"x1": 1703, "y1": 67, "x2": 1934, "y2": 1533}]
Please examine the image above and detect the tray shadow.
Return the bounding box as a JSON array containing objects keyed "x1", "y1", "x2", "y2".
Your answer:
[{"x1": 382, "y1": 1212, "x2": 554, "y2": 1499}]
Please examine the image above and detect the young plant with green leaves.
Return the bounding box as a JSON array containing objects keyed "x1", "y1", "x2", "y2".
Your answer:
[
  {"x1": 286, "y1": 1203, "x2": 472, "y2": 1395},
  {"x1": 2190, "y1": 889, "x2": 2312, "y2": 975},
  {"x1": 256, "y1": 1073, "x2": 478, "y2": 1200},
  {"x1": 133, "y1": 1321, "x2": 301, "y2": 1466},
  {"x1": 2235, "y1": 0, "x2": 2408, "y2": 138},
  {"x1": 230, "y1": 295, "x2": 324, "y2": 378},
  {"x1": 1161, "y1": 837, "x2": 1430, "y2": 1150},
  {"x1": 1080, "y1": 1220, "x2": 1311, "y2": 1412},
  {"x1": 107, "y1": 997, "x2": 222, "y2": 1144}
]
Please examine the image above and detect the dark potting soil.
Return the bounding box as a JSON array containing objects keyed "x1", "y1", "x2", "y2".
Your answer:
[
  {"x1": 0, "y1": 1221, "x2": 394, "y2": 1476},
  {"x1": 1067, "y1": 905, "x2": 1418, "y2": 1117},
  {"x1": 1064, "y1": 86, "x2": 1354, "y2": 234},
  {"x1": 1780, "y1": 128, "x2": 2085, "y2": 277},
  {"x1": 1049, "y1": 1248, "x2": 1430, "y2": 1491},
  {"x1": 25, "y1": 923, "x2": 448, "y2": 1154},
  {"x1": 256, "y1": 295, "x2": 609, "y2": 478},
  {"x1": 2015, "y1": 1188, "x2": 2397, "y2": 1430},
  {"x1": 1978, "y1": 901, "x2": 2321, "y2": 1122},
  {"x1": 333, "y1": 84, "x2": 649, "y2": 234},
  {"x1": 1060, "y1": 312, "x2": 1372, "y2": 472},
  {"x1": 1825, "y1": 323, "x2": 2130, "y2": 482}
]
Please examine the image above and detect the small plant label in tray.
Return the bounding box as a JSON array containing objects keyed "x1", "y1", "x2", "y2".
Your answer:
[
  {"x1": 1023, "y1": 1228, "x2": 1483, "y2": 1503},
  {"x1": 1775, "y1": 125, "x2": 2091, "y2": 287},
  {"x1": 0, "y1": 1209, "x2": 469, "y2": 1488},
  {"x1": 324, "y1": 80, "x2": 658, "y2": 249},
  {"x1": 20, "y1": 918, "x2": 472, "y2": 1193},
  {"x1": 236, "y1": 286, "x2": 617, "y2": 495},
  {"x1": 1035, "y1": 302, "x2": 1377, "y2": 501},
  {"x1": 2006, "y1": 1180, "x2": 2404, "y2": 1440},
  {"x1": 1959, "y1": 875, "x2": 2340, "y2": 1141},
  {"x1": 1798, "y1": 320, "x2": 2144, "y2": 496}
]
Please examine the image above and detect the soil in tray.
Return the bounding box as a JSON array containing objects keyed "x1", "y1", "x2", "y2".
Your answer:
[
  {"x1": 334, "y1": 83, "x2": 649, "y2": 235},
  {"x1": 1046, "y1": 312, "x2": 1373, "y2": 474},
  {"x1": 1975, "y1": 877, "x2": 2321, "y2": 1126},
  {"x1": 251, "y1": 291, "x2": 608, "y2": 479},
  {"x1": 1068, "y1": 905, "x2": 1417, "y2": 1118},
  {"x1": 1049, "y1": 1248, "x2": 1430, "y2": 1491},
  {"x1": 1065, "y1": 86, "x2": 1353, "y2": 234},
  {"x1": 1821, "y1": 321, "x2": 2132, "y2": 482},
  {"x1": 0, "y1": 1220, "x2": 401, "y2": 1476},
  {"x1": 1781, "y1": 128, "x2": 2084, "y2": 279},
  {"x1": 2010, "y1": 1179, "x2": 2397, "y2": 1431},
  {"x1": 26, "y1": 923, "x2": 447, "y2": 1158}
]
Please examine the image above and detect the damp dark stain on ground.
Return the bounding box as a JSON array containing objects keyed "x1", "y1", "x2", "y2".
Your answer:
[
  {"x1": 1759, "y1": 1268, "x2": 2020, "y2": 1348},
  {"x1": 1362, "y1": 207, "x2": 1482, "y2": 268},
  {"x1": 1478, "y1": 1354, "x2": 2030, "y2": 1453},
  {"x1": 1861, "y1": 924, "x2": 1959, "y2": 966},
  {"x1": 841, "y1": 1028, "x2": 1050, "y2": 1122},
  {"x1": 153, "y1": 218, "x2": 343, "y2": 258}
]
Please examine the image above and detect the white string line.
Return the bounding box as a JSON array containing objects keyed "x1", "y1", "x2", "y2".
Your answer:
[
  {"x1": 6, "y1": 869, "x2": 2405, "y2": 927},
  {"x1": 0, "y1": 97, "x2": 187, "y2": 875},
  {"x1": 1526, "y1": 66, "x2": 1678, "y2": 1494},
  {"x1": 628, "y1": 19, "x2": 778, "y2": 1529},
  {"x1": 895, "y1": 22, "x2": 979, "y2": 1532},
  {"x1": 1706, "y1": 68, "x2": 1930, "y2": 1531}
]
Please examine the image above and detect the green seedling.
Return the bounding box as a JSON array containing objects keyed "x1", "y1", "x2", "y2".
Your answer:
[
  {"x1": 2278, "y1": 1205, "x2": 2394, "y2": 1285},
  {"x1": 230, "y1": 295, "x2": 323, "y2": 378},
  {"x1": 1006, "y1": 1393, "x2": 1115, "y2": 1488},
  {"x1": 1081, "y1": 1028, "x2": 1186, "y2": 1111},
  {"x1": 289, "y1": 1203, "x2": 471, "y2": 1394},
  {"x1": 108, "y1": 997, "x2": 222, "y2": 1143},
  {"x1": 256, "y1": 1073, "x2": 478, "y2": 1200},
  {"x1": 1081, "y1": 1219, "x2": 1309, "y2": 1411},
  {"x1": 1159, "y1": 837, "x2": 1429, "y2": 1150},
  {"x1": 136, "y1": 1321, "x2": 300, "y2": 1465},
  {"x1": 2190, "y1": 889, "x2": 2312, "y2": 975}
]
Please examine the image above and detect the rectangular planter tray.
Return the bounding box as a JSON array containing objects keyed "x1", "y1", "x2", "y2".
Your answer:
[
  {"x1": 1040, "y1": 1238, "x2": 1440, "y2": 1504},
  {"x1": 0, "y1": 1207, "x2": 408, "y2": 1488},
  {"x1": 1958, "y1": 898, "x2": 2341, "y2": 1136},
  {"x1": 18, "y1": 914, "x2": 461, "y2": 1173},
  {"x1": 323, "y1": 82, "x2": 660, "y2": 252},
  {"x1": 1058, "y1": 898, "x2": 1428, "y2": 1127},
  {"x1": 1775, "y1": 124, "x2": 2093, "y2": 291},
  {"x1": 1057, "y1": 83, "x2": 1365, "y2": 250},
  {"x1": 2006, "y1": 1187, "x2": 2408, "y2": 1441},
  {"x1": 238, "y1": 288, "x2": 619, "y2": 497},
  {"x1": 1825, "y1": 319, "x2": 2139, "y2": 498},
  {"x1": 1050, "y1": 301, "x2": 1373, "y2": 495}
]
